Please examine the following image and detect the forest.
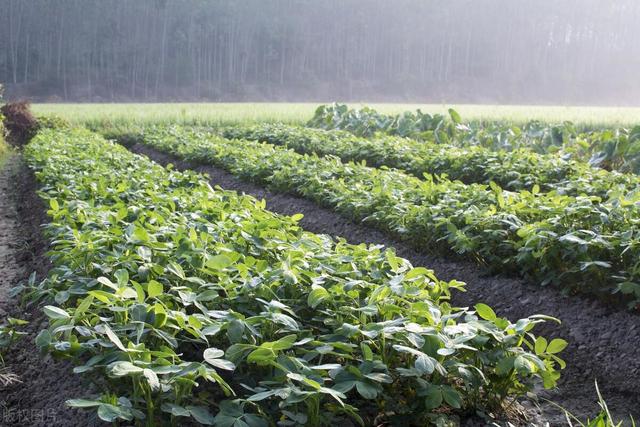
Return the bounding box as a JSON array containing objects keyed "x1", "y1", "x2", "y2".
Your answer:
[{"x1": 2, "y1": 0, "x2": 640, "y2": 104}]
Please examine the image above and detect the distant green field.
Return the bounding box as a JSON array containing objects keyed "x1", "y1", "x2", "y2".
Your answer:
[
  {"x1": 32, "y1": 102, "x2": 640, "y2": 127},
  {"x1": 33, "y1": 103, "x2": 314, "y2": 127}
]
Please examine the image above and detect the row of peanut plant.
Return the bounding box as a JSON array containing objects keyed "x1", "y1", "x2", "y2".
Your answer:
[
  {"x1": 24, "y1": 127, "x2": 564, "y2": 426},
  {"x1": 222, "y1": 123, "x2": 640, "y2": 199},
  {"x1": 309, "y1": 104, "x2": 640, "y2": 174},
  {"x1": 132, "y1": 126, "x2": 640, "y2": 307}
]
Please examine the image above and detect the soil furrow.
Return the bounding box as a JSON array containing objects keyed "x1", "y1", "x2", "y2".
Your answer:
[
  {"x1": 130, "y1": 143, "x2": 640, "y2": 425},
  {"x1": 0, "y1": 156, "x2": 97, "y2": 427}
]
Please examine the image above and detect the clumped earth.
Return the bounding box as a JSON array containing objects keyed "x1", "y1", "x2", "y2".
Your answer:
[
  {"x1": 0, "y1": 157, "x2": 98, "y2": 427},
  {"x1": 131, "y1": 143, "x2": 640, "y2": 425}
]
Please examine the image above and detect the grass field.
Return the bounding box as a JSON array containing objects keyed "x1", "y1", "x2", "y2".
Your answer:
[{"x1": 32, "y1": 102, "x2": 640, "y2": 127}]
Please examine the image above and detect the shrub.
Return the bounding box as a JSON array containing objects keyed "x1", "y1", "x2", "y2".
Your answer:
[{"x1": 0, "y1": 100, "x2": 39, "y2": 146}]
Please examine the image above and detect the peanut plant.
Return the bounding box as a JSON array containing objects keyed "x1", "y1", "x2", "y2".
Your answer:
[{"x1": 24, "y1": 128, "x2": 565, "y2": 425}]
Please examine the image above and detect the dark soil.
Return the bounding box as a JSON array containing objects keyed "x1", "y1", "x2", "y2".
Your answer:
[
  {"x1": 0, "y1": 155, "x2": 99, "y2": 427},
  {"x1": 131, "y1": 143, "x2": 640, "y2": 426}
]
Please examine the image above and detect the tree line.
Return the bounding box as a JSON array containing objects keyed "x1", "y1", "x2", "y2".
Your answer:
[{"x1": 1, "y1": 0, "x2": 638, "y2": 104}]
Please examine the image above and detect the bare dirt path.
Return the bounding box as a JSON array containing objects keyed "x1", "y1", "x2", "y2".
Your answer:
[
  {"x1": 0, "y1": 156, "x2": 96, "y2": 427},
  {"x1": 131, "y1": 143, "x2": 640, "y2": 426}
]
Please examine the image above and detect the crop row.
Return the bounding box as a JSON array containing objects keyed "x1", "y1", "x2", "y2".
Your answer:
[
  {"x1": 24, "y1": 127, "x2": 562, "y2": 426},
  {"x1": 135, "y1": 126, "x2": 640, "y2": 306},
  {"x1": 309, "y1": 104, "x2": 640, "y2": 175},
  {"x1": 222, "y1": 123, "x2": 639, "y2": 198}
]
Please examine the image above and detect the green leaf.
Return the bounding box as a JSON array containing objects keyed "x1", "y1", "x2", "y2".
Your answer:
[
  {"x1": 307, "y1": 285, "x2": 330, "y2": 308},
  {"x1": 474, "y1": 303, "x2": 497, "y2": 321},
  {"x1": 206, "y1": 254, "x2": 233, "y2": 270},
  {"x1": 271, "y1": 334, "x2": 297, "y2": 350},
  {"x1": 385, "y1": 251, "x2": 400, "y2": 271},
  {"x1": 319, "y1": 386, "x2": 346, "y2": 405},
  {"x1": 132, "y1": 226, "x2": 150, "y2": 243},
  {"x1": 360, "y1": 343, "x2": 373, "y2": 361},
  {"x1": 203, "y1": 348, "x2": 224, "y2": 359},
  {"x1": 43, "y1": 305, "x2": 70, "y2": 320},
  {"x1": 424, "y1": 386, "x2": 443, "y2": 410},
  {"x1": 97, "y1": 404, "x2": 133, "y2": 422},
  {"x1": 547, "y1": 338, "x2": 568, "y2": 354},
  {"x1": 514, "y1": 355, "x2": 534, "y2": 373},
  {"x1": 66, "y1": 399, "x2": 102, "y2": 408},
  {"x1": 226, "y1": 343, "x2": 253, "y2": 364},
  {"x1": 73, "y1": 295, "x2": 94, "y2": 320},
  {"x1": 35, "y1": 329, "x2": 52, "y2": 349},
  {"x1": 132, "y1": 282, "x2": 146, "y2": 303},
  {"x1": 559, "y1": 234, "x2": 587, "y2": 245},
  {"x1": 109, "y1": 361, "x2": 144, "y2": 377},
  {"x1": 617, "y1": 281, "x2": 640, "y2": 297},
  {"x1": 102, "y1": 324, "x2": 127, "y2": 351},
  {"x1": 534, "y1": 336, "x2": 548, "y2": 355},
  {"x1": 333, "y1": 380, "x2": 357, "y2": 393},
  {"x1": 97, "y1": 276, "x2": 119, "y2": 291},
  {"x1": 187, "y1": 406, "x2": 216, "y2": 425},
  {"x1": 137, "y1": 245, "x2": 152, "y2": 261},
  {"x1": 247, "y1": 347, "x2": 275, "y2": 365},
  {"x1": 88, "y1": 290, "x2": 115, "y2": 304},
  {"x1": 147, "y1": 280, "x2": 163, "y2": 298},
  {"x1": 415, "y1": 354, "x2": 435, "y2": 374},
  {"x1": 213, "y1": 414, "x2": 241, "y2": 427},
  {"x1": 226, "y1": 319, "x2": 245, "y2": 342},
  {"x1": 143, "y1": 368, "x2": 160, "y2": 390},
  {"x1": 405, "y1": 267, "x2": 430, "y2": 280},
  {"x1": 364, "y1": 372, "x2": 393, "y2": 383},
  {"x1": 448, "y1": 108, "x2": 462, "y2": 124},
  {"x1": 167, "y1": 261, "x2": 186, "y2": 279},
  {"x1": 213, "y1": 401, "x2": 246, "y2": 427},
  {"x1": 244, "y1": 414, "x2": 269, "y2": 427},
  {"x1": 311, "y1": 363, "x2": 341, "y2": 371},
  {"x1": 272, "y1": 313, "x2": 299, "y2": 330},
  {"x1": 204, "y1": 348, "x2": 236, "y2": 371},
  {"x1": 161, "y1": 403, "x2": 191, "y2": 417},
  {"x1": 355, "y1": 381, "x2": 378, "y2": 399},
  {"x1": 442, "y1": 386, "x2": 462, "y2": 409},
  {"x1": 496, "y1": 356, "x2": 516, "y2": 375},
  {"x1": 114, "y1": 269, "x2": 129, "y2": 286},
  {"x1": 247, "y1": 390, "x2": 278, "y2": 402}
]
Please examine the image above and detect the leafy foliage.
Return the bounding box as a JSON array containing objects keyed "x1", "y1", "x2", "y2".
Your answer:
[
  {"x1": 310, "y1": 104, "x2": 640, "y2": 174},
  {"x1": 25, "y1": 127, "x2": 564, "y2": 425},
  {"x1": 138, "y1": 126, "x2": 640, "y2": 307},
  {"x1": 223, "y1": 123, "x2": 640, "y2": 199},
  {"x1": 308, "y1": 103, "x2": 445, "y2": 139}
]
